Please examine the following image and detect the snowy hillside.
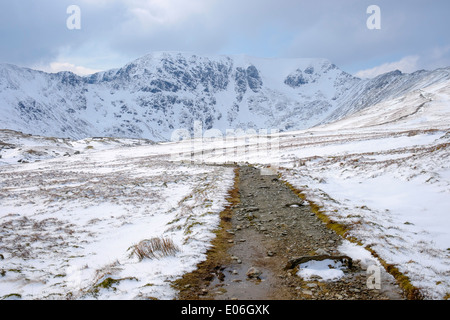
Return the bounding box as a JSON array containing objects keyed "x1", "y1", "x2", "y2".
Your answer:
[
  {"x1": 322, "y1": 67, "x2": 450, "y2": 124},
  {"x1": 1, "y1": 52, "x2": 449, "y2": 141}
]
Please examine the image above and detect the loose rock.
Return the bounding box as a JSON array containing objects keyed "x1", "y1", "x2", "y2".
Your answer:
[{"x1": 246, "y1": 267, "x2": 262, "y2": 279}]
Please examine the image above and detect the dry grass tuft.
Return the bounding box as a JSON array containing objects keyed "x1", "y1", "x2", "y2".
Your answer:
[{"x1": 129, "y1": 237, "x2": 180, "y2": 261}]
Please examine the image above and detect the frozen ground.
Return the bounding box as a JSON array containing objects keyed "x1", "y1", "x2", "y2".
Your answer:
[
  {"x1": 0, "y1": 80, "x2": 449, "y2": 300},
  {"x1": 0, "y1": 129, "x2": 155, "y2": 166},
  {"x1": 278, "y1": 128, "x2": 450, "y2": 299},
  {"x1": 0, "y1": 141, "x2": 234, "y2": 300}
]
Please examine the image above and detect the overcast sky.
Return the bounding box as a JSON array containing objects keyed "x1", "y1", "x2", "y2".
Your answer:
[{"x1": 1, "y1": 0, "x2": 449, "y2": 77}]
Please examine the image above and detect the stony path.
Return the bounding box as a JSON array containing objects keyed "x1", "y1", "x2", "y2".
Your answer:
[{"x1": 177, "y1": 166, "x2": 405, "y2": 300}]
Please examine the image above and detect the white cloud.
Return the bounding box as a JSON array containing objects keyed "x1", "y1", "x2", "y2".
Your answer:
[
  {"x1": 354, "y1": 55, "x2": 420, "y2": 79},
  {"x1": 34, "y1": 62, "x2": 103, "y2": 76},
  {"x1": 123, "y1": 0, "x2": 212, "y2": 27}
]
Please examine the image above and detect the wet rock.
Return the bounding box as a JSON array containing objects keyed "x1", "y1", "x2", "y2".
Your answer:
[{"x1": 246, "y1": 267, "x2": 262, "y2": 279}]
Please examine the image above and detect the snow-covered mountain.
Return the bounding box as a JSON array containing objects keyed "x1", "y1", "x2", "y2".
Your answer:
[{"x1": 0, "y1": 52, "x2": 449, "y2": 141}]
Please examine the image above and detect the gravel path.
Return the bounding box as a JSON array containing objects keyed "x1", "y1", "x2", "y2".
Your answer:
[{"x1": 178, "y1": 166, "x2": 405, "y2": 300}]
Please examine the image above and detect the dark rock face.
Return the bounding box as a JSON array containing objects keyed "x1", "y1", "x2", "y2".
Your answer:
[
  {"x1": 285, "y1": 69, "x2": 308, "y2": 88},
  {"x1": 246, "y1": 65, "x2": 263, "y2": 92}
]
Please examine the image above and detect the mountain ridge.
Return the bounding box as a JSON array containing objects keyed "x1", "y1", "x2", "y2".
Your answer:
[{"x1": 0, "y1": 52, "x2": 449, "y2": 141}]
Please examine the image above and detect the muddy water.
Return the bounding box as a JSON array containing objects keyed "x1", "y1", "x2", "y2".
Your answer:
[{"x1": 207, "y1": 222, "x2": 283, "y2": 300}]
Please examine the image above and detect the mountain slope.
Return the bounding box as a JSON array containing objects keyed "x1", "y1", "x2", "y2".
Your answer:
[
  {"x1": 323, "y1": 68, "x2": 450, "y2": 124},
  {"x1": 313, "y1": 77, "x2": 450, "y2": 131},
  {"x1": 0, "y1": 52, "x2": 449, "y2": 141}
]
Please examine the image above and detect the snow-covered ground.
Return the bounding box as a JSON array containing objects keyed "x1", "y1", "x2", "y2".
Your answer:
[
  {"x1": 168, "y1": 126, "x2": 449, "y2": 299},
  {"x1": 1, "y1": 79, "x2": 449, "y2": 300},
  {"x1": 0, "y1": 140, "x2": 234, "y2": 300},
  {"x1": 278, "y1": 129, "x2": 450, "y2": 299},
  {"x1": 0, "y1": 129, "x2": 155, "y2": 166},
  {"x1": 277, "y1": 81, "x2": 450, "y2": 299}
]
